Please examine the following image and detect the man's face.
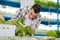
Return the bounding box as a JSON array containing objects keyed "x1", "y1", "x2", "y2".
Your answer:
[{"x1": 29, "y1": 8, "x2": 39, "y2": 19}]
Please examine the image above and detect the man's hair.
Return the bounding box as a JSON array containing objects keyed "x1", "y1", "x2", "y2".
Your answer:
[{"x1": 31, "y1": 4, "x2": 41, "y2": 13}]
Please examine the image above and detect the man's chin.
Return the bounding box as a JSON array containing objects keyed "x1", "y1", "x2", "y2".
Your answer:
[
  {"x1": 29, "y1": 18, "x2": 32, "y2": 19},
  {"x1": 29, "y1": 16, "x2": 32, "y2": 19},
  {"x1": 29, "y1": 17, "x2": 33, "y2": 19},
  {"x1": 30, "y1": 17, "x2": 33, "y2": 19},
  {"x1": 29, "y1": 16, "x2": 35, "y2": 19}
]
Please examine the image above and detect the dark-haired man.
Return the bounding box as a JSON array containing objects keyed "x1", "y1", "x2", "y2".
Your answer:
[{"x1": 13, "y1": 4, "x2": 41, "y2": 31}]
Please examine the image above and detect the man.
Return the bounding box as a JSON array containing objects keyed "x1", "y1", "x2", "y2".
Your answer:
[
  {"x1": 0, "y1": 4, "x2": 41, "y2": 31},
  {"x1": 13, "y1": 4, "x2": 41, "y2": 31}
]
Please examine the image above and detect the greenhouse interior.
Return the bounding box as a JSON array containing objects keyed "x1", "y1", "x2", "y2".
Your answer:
[{"x1": 0, "y1": 0, "x2": 60, "y2": 40}]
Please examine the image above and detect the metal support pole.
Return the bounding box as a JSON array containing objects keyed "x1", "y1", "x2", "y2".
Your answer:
[{"x1": 57, "y1": 0, "x2": 59, "y2": 31}]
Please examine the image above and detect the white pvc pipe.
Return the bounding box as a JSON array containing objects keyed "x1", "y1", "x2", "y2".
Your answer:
[{"x1": 20, "y1": 0, "x2": 34, "y2": 8}]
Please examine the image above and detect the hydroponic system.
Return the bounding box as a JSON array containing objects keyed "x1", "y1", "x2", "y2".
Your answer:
[{"x1": 0, "y1": 0, "x2": 60, "y2": 40}]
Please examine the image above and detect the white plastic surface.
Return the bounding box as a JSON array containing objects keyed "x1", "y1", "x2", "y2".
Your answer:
[{"x1": 0, "y1": 24, "x2": 16, "y2": 36}]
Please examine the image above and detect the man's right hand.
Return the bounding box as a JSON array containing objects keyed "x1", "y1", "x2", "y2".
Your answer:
[{"x1": 0, "y1": 14, "x2": 5, "y2": 21}]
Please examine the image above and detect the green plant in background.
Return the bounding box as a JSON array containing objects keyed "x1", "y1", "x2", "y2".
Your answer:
[
  {"x1": 35, "y1": 0, "x2": 47, "y2": 6},
  {"x1": 47, "y1": 1, "x2": 56, "y2": 8},
  {"x1": 35, "y1": 0, "x2": 40, "y2": 5},
  {"x1": 55, "y1": 31, "x2": 60, "y2": 38},
  {"x1": 35, "y1": 0, "x2": 59, "y2": 8},
  {"x1": 47, "y1": 30, "x2": 56, "y2": 37}
]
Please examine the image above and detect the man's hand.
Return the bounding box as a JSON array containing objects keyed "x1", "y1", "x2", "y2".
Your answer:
[
  {"x1": 0, "y1": 14, "x2": 4, "y2": 21},
  {"x1": 32, "y1": 27, "x2": 36, "y2": 31}
]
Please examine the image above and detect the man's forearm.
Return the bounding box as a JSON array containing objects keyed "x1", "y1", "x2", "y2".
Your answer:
[{"x1": 0, "y1": 14, "x2": 5, "y2": 21}]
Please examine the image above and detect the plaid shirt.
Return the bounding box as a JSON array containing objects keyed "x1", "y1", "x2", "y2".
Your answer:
[{"x1": 13, "y1": 7, "x2": 41, "y2": 29}]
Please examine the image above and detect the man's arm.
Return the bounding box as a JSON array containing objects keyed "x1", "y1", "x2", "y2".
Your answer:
[{"x1": 0, "y1": 14, "x2": 5, "y2": 21}]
